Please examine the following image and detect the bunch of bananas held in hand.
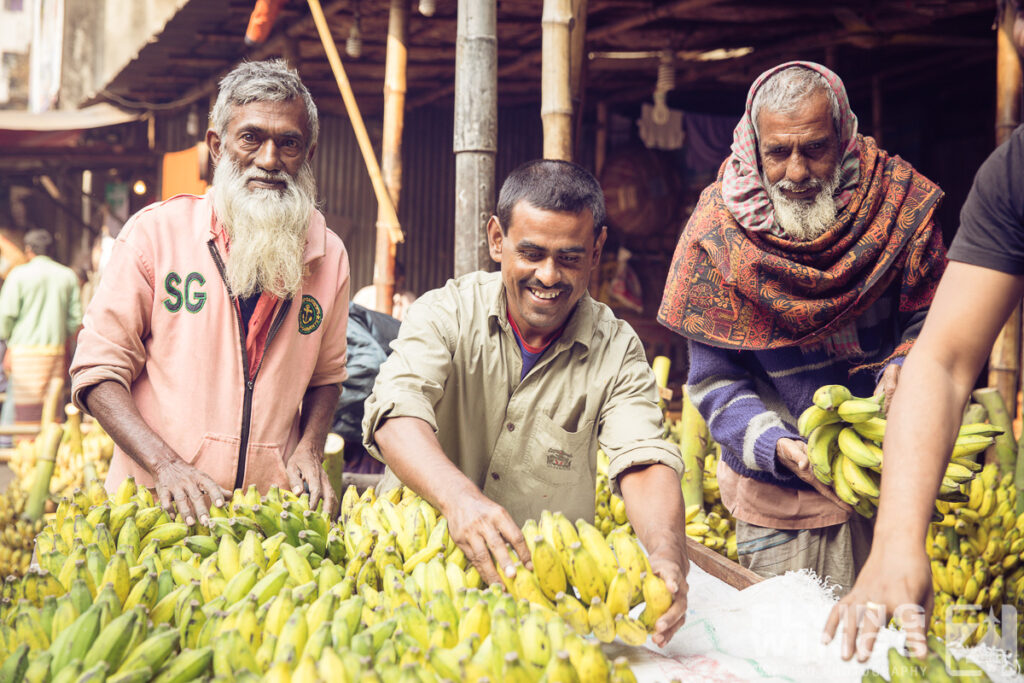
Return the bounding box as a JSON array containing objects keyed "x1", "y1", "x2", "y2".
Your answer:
[
  {"x1": 0, "y1": 475, "x2": 666, "y2": 682},
  {"x1": 0, "y1": 483, "x2": 43, "y2": 580},
  {"x1": 799, "y1": 384, "x2": 995, "y2": 518},
  {"x1": 10, "y1": 408, "x2": 113, "y2": 503}
]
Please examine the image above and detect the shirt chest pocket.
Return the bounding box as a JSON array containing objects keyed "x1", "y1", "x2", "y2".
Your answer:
[{"x1": 525, "y1": 412, "x2": 595, "y2": 487}]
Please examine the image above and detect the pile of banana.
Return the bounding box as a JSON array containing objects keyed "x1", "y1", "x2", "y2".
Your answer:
[
  {"x1": 0, "y1": 475, "x2": 679, "y2": 682},
  {"x1": 926, "y1": 462, "x2": 1024, "y2": 655},
  {"x1": 9, "y1": 409, "x2": 114, "y2": 502},
  {"x1": 861, "y1": 636, "x2": 991, "y2": 682},
  {"x1": 0, "y1": 483, "x2": 44, "y2": 578},
  {"x1": 594, "y1": 450, "x2": 629, "y2": 536},
  {"x1": 798, "y1": 384, "x2": 995, "y2": 518}
]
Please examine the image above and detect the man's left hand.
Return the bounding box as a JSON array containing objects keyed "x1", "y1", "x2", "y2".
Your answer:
[
  {"x1": 647, "y1": 538, "x2": 690, "y2": 647},
  {"x1": 285, "y1": 443, "x2": 337, "y2": 516},
  {"x1": 874, "y1": 363, "x2": 901, "y2": 415}
]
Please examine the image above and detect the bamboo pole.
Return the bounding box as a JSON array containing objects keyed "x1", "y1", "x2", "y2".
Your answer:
[
  {"x1": 453, "y1": 0, "x2": 497, "y2": 276},
  {"x1": 307, "y1": 0, "x2": 404, "y2": 246},
  {"x1": 569, "y1": 0, "x2": 588, "y2": 162},
  {"x1": 374, "y1": 0, "x2": 409, "y2": 316},
  {"x1": 990, "y1": 6, "x2": 1023, "y2": 420},
  {"x1": 542, "y1": 0, "x2": 573, "y2": 161}
]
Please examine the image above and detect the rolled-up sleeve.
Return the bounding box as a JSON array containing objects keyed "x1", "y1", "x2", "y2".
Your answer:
[
  {"x1": 599, "y1": 336, "x2": 683, "y2": 494},
  {"x1": 361, "y1": 287, "x2": 457, "y2": 460},
  {"x1": 69, "y1": 225, "x2": 153, "y2": 413}
]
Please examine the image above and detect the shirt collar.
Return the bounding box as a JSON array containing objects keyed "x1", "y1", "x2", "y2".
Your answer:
[
  {"x1": 204, "y1": 186, "x2": 326, "y2": 265},
  {"x1": 488, "y1": 280, "x2": 595, "y2": 354}
]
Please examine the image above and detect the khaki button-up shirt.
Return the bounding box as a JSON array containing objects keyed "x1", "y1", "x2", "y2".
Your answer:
[{"x1": 362, "y1": 271, "x2": 682, "y2": 525}]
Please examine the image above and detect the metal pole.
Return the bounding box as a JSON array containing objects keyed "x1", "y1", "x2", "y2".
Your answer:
[
  {"x1": 374, "y1": 0, "x2": 409, "y2": 315},
  {"x1": 990, "y1": 5, "x2": 1023, "y2": 420},
  {"x1": 453, "y1": 0, "x2": 497, "y2": 277}
]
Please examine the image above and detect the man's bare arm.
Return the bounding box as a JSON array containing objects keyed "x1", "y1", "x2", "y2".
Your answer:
[
  {"x1": 286, "y1": 383, "x2": 341, "y2": 515},
  {"x1": 374, "y1": 416, "x2": 531, "y2": 585},
  {"x1": 619, "y1": 462, "x2": 689, "y2": 647},
  {"x1": 84, "y1": 380, "x2": 228, "y2": 524},
  {"x1": 825, "y1": 262, "x2": 1024, "y2": 660}
]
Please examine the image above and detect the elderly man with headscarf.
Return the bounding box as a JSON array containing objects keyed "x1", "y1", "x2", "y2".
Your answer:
[{"x1": 658, "y1": 62, "x2": 947, "y2": 593}]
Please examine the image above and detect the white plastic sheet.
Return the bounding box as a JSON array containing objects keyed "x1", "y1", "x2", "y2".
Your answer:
[{"x1": 607, "y1": 564, "x2": 1022, "y2": 682}]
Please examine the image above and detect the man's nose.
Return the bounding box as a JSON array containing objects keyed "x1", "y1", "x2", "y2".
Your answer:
[
  {"x1": 255, "y1": 140, "x2": 283, "y2": 172},
  {"x1": 535, "y1": 258, "x2": 560, "y2": 286},
  {"x1": 785, "y1": 151, "x2": 810, "y2": 185}
]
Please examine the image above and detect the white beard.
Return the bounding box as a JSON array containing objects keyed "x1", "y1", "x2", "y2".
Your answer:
[
  {"x1": 211, "y1": 156, "x2": 317, "y2": 299},
  {"x1": 765, "y1": 165, "x2": 842, "y2": 242}
]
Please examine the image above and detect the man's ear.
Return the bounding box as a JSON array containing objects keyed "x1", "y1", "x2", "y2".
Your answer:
[
  {"x1": 486, "y1": 216, "x2": 504, "y2": 264},
  {"x1": 306, "y1": 143, "x2": 317, "y2": 163},
  {"x1": 206, "y1": 128, "x2": 222, "y2": 165},
  {"x1": 592, "y1": 225, "x2": 607, "y2": 266}
]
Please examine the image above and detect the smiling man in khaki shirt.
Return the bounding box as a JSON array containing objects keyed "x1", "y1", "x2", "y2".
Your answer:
[{"x1": 363, "y1": 159, "x2": 688, "y2": 647}]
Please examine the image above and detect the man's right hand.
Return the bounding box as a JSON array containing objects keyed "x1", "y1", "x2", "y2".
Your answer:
[
  {"x1": 776, "y1": 438, "x2": 854, "y2": 512},
  {"x1": 151, "y1": 458, "x2": 230, "y2": 526},
  {"x1": 443, "y1": 492, "x2": 532, "y2": 586}
]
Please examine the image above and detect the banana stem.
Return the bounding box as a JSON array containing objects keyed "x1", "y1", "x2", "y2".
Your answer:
[
  {"x1": 942, "y1": 526, "x2": 960, "y2": 555},
  {"x1": 972, "y1": 388, "x2": 1016, "y2": 472},
  {"x1": 23, "y1": 423, "x2": 62, "y2": 521},
  {"x1": 64, "y1": 403, "x2": 83, "y2": 460},
  {"x1": 961, "y1": 402, "x2": 987, "y2": 426},
  {"x1": 680, "y1": 389, "x2": 707, "y2": 511}
]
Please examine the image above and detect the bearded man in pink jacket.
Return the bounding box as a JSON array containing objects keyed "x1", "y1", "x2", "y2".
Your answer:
[{"x1": 71, "y1": 60, "x2": 349, "y2": 523}]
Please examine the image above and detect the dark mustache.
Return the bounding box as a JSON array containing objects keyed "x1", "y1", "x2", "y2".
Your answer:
[{"x1": 521, "y1": 281, "x2": 570, "y2": 293}]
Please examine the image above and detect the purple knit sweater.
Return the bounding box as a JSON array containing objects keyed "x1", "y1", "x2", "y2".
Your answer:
[{"x1": 686, "y1": 287, "x2": 919, "y2": 488}]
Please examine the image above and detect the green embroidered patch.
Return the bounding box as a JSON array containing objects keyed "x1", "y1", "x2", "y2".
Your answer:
[{"x1": 298, "y1": 295, "x2": 323, "y2": 335}]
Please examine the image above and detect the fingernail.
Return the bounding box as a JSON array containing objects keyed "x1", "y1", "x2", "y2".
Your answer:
[
  {"x1": 821, "y1": 632, "x2": 830, "y2": 644},
  {"x1": 293, "y1": 486, "x2": 302, "y2": 494},
  {"x1": 200, "y1": 516, "x2": 209, "y2": 525},
  {"x1": 215, "y1": 499, "x2": 224, "y2": 507},
  {"x1": 842, "y1": 641, "x2": 852, "y2": 658},
  {"x1": 186, "y1": 516, "x2": 195, "y2": 525},
  {"x1": 504, "y1": 565, "x2": 517, "y2": 578}
]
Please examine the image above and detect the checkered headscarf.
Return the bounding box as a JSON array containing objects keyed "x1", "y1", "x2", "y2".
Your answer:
[{"x1": 721, "y1": 61, "x2": 861, "y2": 234}]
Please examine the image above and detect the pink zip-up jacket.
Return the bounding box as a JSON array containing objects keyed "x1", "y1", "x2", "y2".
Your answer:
[{"x1": 70, "y1": 191, "x2": 349, "y2": 494}]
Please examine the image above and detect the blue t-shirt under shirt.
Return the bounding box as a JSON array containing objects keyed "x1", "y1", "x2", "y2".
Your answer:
[{"x1": 507, "y1": 311, "x2": 562, "y2": 380}]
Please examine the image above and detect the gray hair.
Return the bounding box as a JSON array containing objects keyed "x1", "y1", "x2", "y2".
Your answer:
[
  {"x1": 751, "y1": 67, "x2": 840, "y2": 141},
  {"x1": 210, "y1": 59, "x2": 319, "y2": 147}
]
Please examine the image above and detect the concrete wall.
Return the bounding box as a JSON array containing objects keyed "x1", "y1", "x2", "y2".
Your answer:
[{"x1": 61, "y1": 0, "x2": 186, "y2": 107}]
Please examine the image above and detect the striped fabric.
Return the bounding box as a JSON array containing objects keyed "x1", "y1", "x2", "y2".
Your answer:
[
  {"x1": 721, "y1": 61, "x2": 861, "y2": 235},
  {"x1": 8, "y1": 344, "x2": 64, "y2": 423}
]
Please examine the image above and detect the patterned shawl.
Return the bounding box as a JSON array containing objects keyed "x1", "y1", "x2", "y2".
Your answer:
[
  {"x1": 723, "y1": 61, "x2": 861, "y2": 235},
  {"x1": 658, "y1": 135, "x2": 946, "y2": 350}
]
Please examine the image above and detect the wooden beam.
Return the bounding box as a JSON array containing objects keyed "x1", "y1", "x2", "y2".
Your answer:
[
  {"x1": 308, "y1": 0, "x2": 404, "y2": 245},
  {"x1": 374, "y1": 0, "x2": 409, "y2": 315},
  {"x1": 685, "y1": 538, "x2": 761, "y2": 590},
  {"x1": 411, "y1": 0, "x2": 725, "y2": 109}
]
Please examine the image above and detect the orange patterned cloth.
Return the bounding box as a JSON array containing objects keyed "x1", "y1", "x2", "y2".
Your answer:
[{"x1": 658, "y1": 135, "x2": 946, "y2": 351}]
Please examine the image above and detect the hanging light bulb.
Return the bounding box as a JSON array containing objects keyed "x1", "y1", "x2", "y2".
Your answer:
[
  {"x1": 418, "y1": 0, "x2": 436, "y2": 17},
  {"x1": 651, "y1": 49, "x2": 676, "y2": 125},
  {"x1": 346, "y1": 6, "x2": 363, "y2": 58}
]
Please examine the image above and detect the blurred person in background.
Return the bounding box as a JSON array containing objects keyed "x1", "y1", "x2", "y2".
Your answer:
[{"x1": 0, "y1": 229, "x2": 81, "y2": 423}]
